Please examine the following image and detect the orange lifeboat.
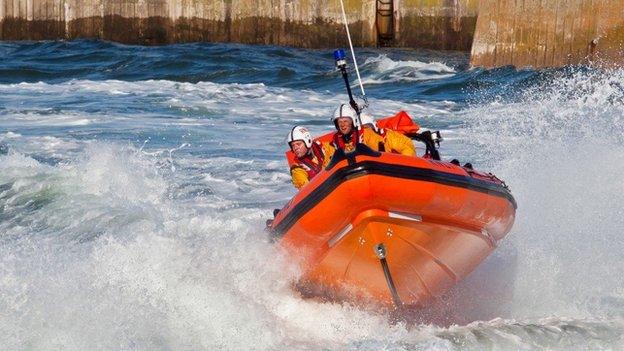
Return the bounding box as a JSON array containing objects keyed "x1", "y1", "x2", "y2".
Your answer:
[{"x1": 268, "y1": 112, "x2": 516, "y2": 308}]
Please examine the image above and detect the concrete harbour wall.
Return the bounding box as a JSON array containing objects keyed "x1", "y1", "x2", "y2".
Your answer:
[
  {"x1": 0, "y1": 0, "x2": 376, "y2": 46},
  {"x1": 0, "y1": 0, "x2": 475, "y2": 49},
  {"x1": 1, "y1": 0, "x2": 623, "y2": 68},
  {"x1": 394, "y1": 0, "x2": 478, "y2": 51},
  {"x1": 470, "y1": 0, "x2": 624, "y2": 68}
]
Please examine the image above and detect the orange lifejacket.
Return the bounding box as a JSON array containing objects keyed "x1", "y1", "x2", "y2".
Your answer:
[
  {"x1": 331, "y1": 128, "x2": 363, "y2": 152},
  {"x1": 285, "y1": 110, "x2": 419, "y2": 170},
  {"x1": 292, "y1": 141, "x2": 326, "y2": 180}
]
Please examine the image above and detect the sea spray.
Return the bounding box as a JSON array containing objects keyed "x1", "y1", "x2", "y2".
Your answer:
[
  {"x1": 1, "y1": 40, "x2": 623, "y2": 350},
  {"x1": 456, "y1": 67, "x2": 624, "y2": 320}
]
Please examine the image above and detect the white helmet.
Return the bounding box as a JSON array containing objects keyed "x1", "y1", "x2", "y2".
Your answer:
[
  {"x1": 286, "y1": 126, "x2": 312, "y2": 148},
  {"x1": 360, "y1": 113, "x2": 375, "y2": 126},
  {"x1": 360, "y1": 113, "x2": 380, "y2": 133},
  {"x1": 331, "y1": 104, "x2": 360, "y2": 130}
]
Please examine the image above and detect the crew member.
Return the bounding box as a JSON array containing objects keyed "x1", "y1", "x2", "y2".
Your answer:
[
  {"x1": 287, "y1": 126, "x2": 335, "y2": 189},
  {"x1": 331, "y1": 104, "x2": 416, "y2": 156}
]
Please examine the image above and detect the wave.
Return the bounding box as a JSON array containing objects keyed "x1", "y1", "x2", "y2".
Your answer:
[
  {"x1": 2, "y1": 41, "x2": 624, "y2": 349},
  {"x1": 0, "y1": 79, "x2": 453, "y2": 141},
  {"x1": 454, "y1": 67, "x2": 624, "y2": 321},
  {"x1": 359, "y1": 55, "x2": 456, "y2": 85},
  {"x1": 1, "y1": 144, "x2": 623, "y2": 350},
  {"x1": 0, "y1": 144, "x2": 297, "y2": 349},
  {"x1": 0, "y1": 40, "x2": 469, "y2": 103}
]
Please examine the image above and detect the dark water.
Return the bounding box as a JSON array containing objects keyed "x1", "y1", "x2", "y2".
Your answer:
[
  {"x1": 1, "y1": 39, "x2": 623, "y2": 350},
  {"x1": 0, "y1": 39, "x2": 549, "y2": 102}
]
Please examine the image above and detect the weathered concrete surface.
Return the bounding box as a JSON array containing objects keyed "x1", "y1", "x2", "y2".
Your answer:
[
  {"x1": 395, "y1": 0, "x2": 478, "y2": 50},
  {"x1": 6, "y1": 0, "x2": 621, "y2": 68},
  {"x1": 471, "y1": 0, "x2": 624, "y2": 68},
  {"x1": 0, "y1": 0, "x2": 377, "y2": 47},
  {"x1": 0, "y1": 0, "x2": 480, "y2": 50}
]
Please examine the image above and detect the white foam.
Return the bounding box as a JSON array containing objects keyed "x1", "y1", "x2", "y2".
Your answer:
[
  {"x1": 1, "y1": 131, "x2": 21, "y2": 139},
  {"x1": 2, "y1": 65, "x2": 624, "y2": 349},
  {"x1": 360, "y1": 55, "x2": 456, "y2": 85},
  {"x1": 0, "y1": 146, "x2": 413, "y2": 350},
  {"x1": 453, "y1": 67, "x2": 624, "y2": 320}
]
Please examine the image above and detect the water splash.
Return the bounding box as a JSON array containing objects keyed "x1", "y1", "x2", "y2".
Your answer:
[
  {"x1": 456, "y1": 67, "x2": 624, "y2": 321},
  {"x1": 360, "y1": 55, "x2": 456, "y2": 85},
  {"x1": 1, "y1": 41, "x2": 624, "y2": 350}
]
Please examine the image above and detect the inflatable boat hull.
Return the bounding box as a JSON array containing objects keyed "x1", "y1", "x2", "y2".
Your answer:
[{"x1": 270, "y1": 146, "x2": 516, "y2": 307}]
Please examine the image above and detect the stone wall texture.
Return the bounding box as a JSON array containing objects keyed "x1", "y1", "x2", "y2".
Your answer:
[
  {"x1": 0, "y1": 0, "x2": 476, "y2": 49},
  {"x1": 0, "y1": 0, "x2": 375, "y2": 46},
  {"x1": 1, "y1": 0, "x2": 623, "y2": 68},
  {"x1": 471, "y1": 0, "x2": 624, "y2": 68},
  {"x1": 395, "y1": 0, "x2": 478, "y2": 50}
]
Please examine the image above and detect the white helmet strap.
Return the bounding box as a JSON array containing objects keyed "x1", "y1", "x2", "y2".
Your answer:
[
  {"x1": 287, "y1": 125, "x2": 313, "y2": 149},
  {"x1": 290, "y1": 126, "x2": 297, "y2": 143}
]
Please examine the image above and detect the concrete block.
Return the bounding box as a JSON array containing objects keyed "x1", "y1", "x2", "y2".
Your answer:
[{"x1": 471, "y1": 0, "x2": 624, "y2": 68}]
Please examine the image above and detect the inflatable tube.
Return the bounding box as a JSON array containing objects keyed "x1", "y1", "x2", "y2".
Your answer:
[{"x1": 270, "y1": 113, "x2": 516, "y2": 307}]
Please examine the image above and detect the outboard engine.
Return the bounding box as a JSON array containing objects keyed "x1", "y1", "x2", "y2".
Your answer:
[{"x1": 411, "y1": 130, "x2": 443, "y2": 160}]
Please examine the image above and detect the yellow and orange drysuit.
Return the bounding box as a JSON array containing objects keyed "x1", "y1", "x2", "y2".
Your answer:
[
  {"x1": 290, "y1": 140, "x2": 335, "y2": 189},
  {"x1": 331, "y1": 127, "x2": 416, "y2": 156}
]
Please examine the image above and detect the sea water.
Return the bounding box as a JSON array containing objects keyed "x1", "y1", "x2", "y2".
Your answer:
[{"x1": 1, "y1": 40, "x2": 623, "y2": 350}]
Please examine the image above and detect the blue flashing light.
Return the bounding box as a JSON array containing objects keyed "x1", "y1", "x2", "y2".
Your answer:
[{"x1": 333, "y1": 49, "x2": 346, "y2": 61}]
